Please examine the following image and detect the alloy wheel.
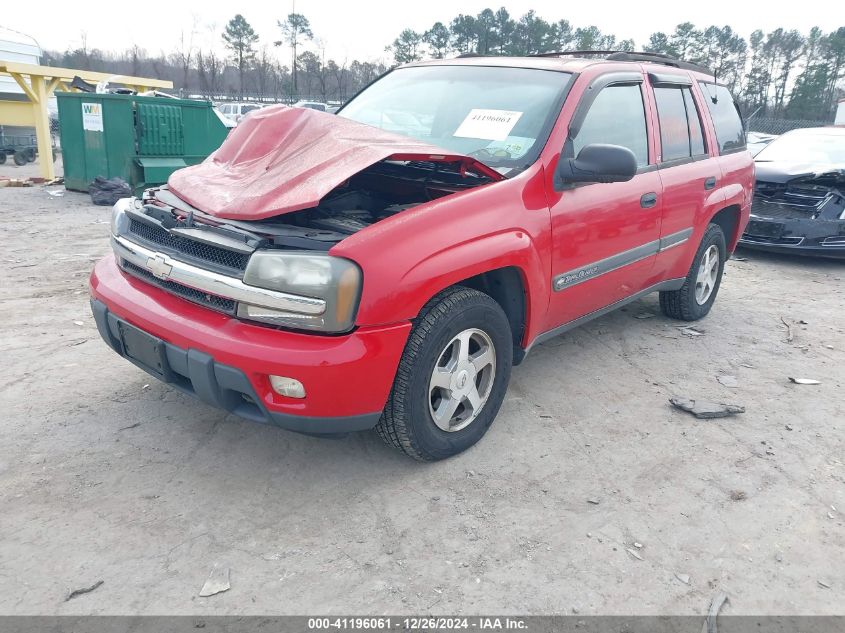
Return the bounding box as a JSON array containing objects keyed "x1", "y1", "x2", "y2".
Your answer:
[
  {"x1": 428, "y1": 328, "x2": 497, "y2": 432},
  {"x1": 695, "y1": 244, "x2": 720, "y2": 305}
]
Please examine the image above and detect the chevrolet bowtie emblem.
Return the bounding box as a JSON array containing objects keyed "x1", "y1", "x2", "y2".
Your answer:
[{"x1": 147, "y1": 253, "x2": 173, "y2": 280}]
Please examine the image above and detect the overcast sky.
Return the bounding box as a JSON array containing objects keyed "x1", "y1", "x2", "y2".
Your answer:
[{"x1": 2, "y1": 0, "x2": 832, "y2": 66}]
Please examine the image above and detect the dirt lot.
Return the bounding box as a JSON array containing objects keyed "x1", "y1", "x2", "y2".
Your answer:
[{"x1": 1, "y1": 162, "x2": 843, "y2": 616}]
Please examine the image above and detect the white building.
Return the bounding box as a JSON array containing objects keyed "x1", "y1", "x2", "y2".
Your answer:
[
  {"x1": 836, "y1": 98, "x2": 845, "y2": 126},
  {"x1": 0, "y1": 27, "x2": 42, "y2": 97}
]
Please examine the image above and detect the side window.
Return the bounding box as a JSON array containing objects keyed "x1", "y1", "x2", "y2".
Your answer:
[
  {"x1": 573, "y1": 84, "x2": 649, "y2": 167},
  {"x1": 654, "y1": 86, "x2": 708, "y2": 162},
  {"x1": 684, "y1": 89, "x2": 706, "y2": 155},
  {"x1": 698, "y1": 82, "x2": 745, "y2": 154}
]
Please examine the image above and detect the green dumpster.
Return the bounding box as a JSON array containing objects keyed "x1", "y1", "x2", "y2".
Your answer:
[{"x1": 56, "y1": 92, "x2": 230, "y2": 194}]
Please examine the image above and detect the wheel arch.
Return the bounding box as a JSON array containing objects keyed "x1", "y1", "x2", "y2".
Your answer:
[
  {"x1": 709, "y1": 204, "x2": 742, "y2": 252},
  {"x1": 452, "y1": 266, "x2": 529, "y2": 365}
]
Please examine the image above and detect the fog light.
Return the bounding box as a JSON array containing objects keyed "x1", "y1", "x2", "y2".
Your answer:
[{"x1": 269, "y1": 375, "x2": 306, "y2": 399}]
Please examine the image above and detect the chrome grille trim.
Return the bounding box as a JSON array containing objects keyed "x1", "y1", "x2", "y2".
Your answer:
[{"x1": 112, "y1": 234, "x2": 326, "y2": 316}]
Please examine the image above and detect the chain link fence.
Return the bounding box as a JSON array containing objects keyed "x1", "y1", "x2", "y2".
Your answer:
[{"x1": 746, "y1": 116, "x2": 830, "y2": 135}]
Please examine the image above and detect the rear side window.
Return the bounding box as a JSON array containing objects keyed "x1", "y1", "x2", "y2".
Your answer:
[
  {"x1": 684, "y1": 90, "x2": 706, "y2": 155},
  {"x1": 698, "y1": 82, "x2": 745, "y2": 154},
  {"x1": 654, "y1": 86, "x2": 708, "y2": 162},
  {"x1": 574, "y1": 84, "x2": 649, "y2": 166}
]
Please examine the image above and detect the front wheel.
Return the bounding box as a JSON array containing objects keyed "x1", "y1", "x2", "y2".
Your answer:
[
  {"x1": 376, "y1": 286, "x2": 513, "y2": 461},
  {"x1": 660, "y1": 223, "x2": 726, "y2": 321}
]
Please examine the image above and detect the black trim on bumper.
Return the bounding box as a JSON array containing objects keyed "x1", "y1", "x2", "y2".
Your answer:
[
  {"x1": 739, "y1": 216, "x2": 845, "y2": 259},
  {"x1": 90, "y1": 299, "x2": 381, "y2": 436}
]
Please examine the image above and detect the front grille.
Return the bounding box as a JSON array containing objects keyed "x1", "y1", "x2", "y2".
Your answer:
[
  {"x1": 741, "y1": 234, "x2": 804, "y2": 246},
  {"x1": 128, "y1": 219, "x2": 251, "y2": 272},
  {"x1": 122, "y1": 260, "x2": 236, "y2": 314},
  {"x1": 751, "y1": 197, "x2": 817, "y2": 220}
]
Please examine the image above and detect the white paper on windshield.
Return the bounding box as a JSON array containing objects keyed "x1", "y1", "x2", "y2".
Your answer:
[{"x1": 454, "y1": 109, "x2": 523, "y2": 141}]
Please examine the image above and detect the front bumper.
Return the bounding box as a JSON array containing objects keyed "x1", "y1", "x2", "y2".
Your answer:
[
  {"x1": 738, "y1": 216, "x2": 845, "y2": 259},
  {"x1": 90, "y1": 254, "x2": 411, "y2": 434}
]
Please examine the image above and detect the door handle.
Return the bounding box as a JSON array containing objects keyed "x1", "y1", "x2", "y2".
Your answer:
[
  {"x1": 704, "y1": 177, "x2": 717, "y2": 190},
  {"x1": 640, "y1": 192, "x2": 658, "y2": 208}
]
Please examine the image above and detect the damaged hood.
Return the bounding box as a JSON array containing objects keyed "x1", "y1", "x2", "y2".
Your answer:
[
  {"x1": 167, "y1": 105, "x2": 502, "y2": 220},
  {"x1": 755, "y1": 160, "x2": 845, "y2": 185}
]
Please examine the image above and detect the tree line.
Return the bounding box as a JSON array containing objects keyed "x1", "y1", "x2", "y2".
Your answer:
[
  {"x1": 46, "y1": 15, "x2": 388, "y2": 104},
  {"x1": 45, "y1": 10, "x2": 845, "y2": 121},
  {"x1": 389, "y1": 10, "x2": 845, "y2": 120}
]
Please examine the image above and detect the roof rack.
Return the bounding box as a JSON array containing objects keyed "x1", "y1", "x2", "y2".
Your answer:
[{"x1": 529, "y1": 50, "x2": 713, "y2": 75}]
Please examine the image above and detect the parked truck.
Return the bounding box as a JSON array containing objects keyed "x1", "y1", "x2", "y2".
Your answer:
[{"x1": 90, "y1": 52, "x2": 753, "y2": 460}]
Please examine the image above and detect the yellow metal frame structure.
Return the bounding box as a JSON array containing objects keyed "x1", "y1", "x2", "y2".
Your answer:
[{"x1": 0, "y1": 61, "x2": 173, "y2": 179}]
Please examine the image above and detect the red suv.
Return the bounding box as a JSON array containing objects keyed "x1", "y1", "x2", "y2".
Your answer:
[{"x1": 90, "y1": 52, "x2": 753, "y2": 460}]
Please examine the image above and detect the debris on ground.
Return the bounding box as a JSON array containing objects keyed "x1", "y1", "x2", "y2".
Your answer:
[
  {"x1": 678, "y1": 326, "x2": 705, "y2": 337},
  {"x1": 669, "y1": 397, "x2": 745, "y2": 419},
  {"x1": 817, "y1": 579, "x2": 831, "y2": 589},
  {"x1": 788, "y1": 377, "x2": 821, "y2": 385},
  {"x1": 705, "y1": 591, "x2": 729, "y2": 633},
  {"x1": 0, "y1": 178, "x2": 33, "y2": 188},
  {"x1": 675, "y1": 572, "x2": 691, "y2": 585},
  {"x1": 88, "y1": 176, "x2": 131, "y2": 206},
  {"x1": 626, "y1": 548, "x2": 643, "y2": 560},
  {"x1": 118, "y1": 422, "x2": 141, "y2": 431},
  {"x1": 46, "y1": 189, "x2": 64, "y2": 197},
  {"x1": 730, "y1": 490, "x2": 747, "y2": 501},
  {"x1": 634, "y1": 312, "x2": 656, "y2": 319},
  {"x1": 586, "y1": 498, "x2": 601, "y2": 505},
  {"x1": 65, "y1": 580, "x2": 104, "y2": 602},
  {"x1": 780, "y1": 317, "x2": 794, "y2": 343},
  {"x1": 717, "y1": 375, "x2": 738, "y2": 388},
  {"x1": 198, "y1": 566, "x2": 230, "y2": 597}
]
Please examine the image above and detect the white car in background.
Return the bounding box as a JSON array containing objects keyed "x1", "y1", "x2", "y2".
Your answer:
[
  {"x1": 216, "y1": 102, "x2": 264, "y2": 124},
  {"x1": 746, "y1": 131, "x2": 779, "y2": 157},
  {"x1": 293, "y1": 100, "x2": 329, "y2": 112}
]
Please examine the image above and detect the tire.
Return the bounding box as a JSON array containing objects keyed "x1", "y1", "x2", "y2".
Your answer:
[
  {"x1": 660, "y1": 223, "x2": 727, "y2": 321},
  {"x1": 13, "y1": 151, "x2": 27, "y2": 166},
  {"x1": 0, "y1": 152, "x2": 6, "y2": 165},
  {"x1": 376, "y1": 286, "x2": 513, "y2": 461},
  {"x1": 23, "y1": 148, "x2": 36, "y2": 163}
]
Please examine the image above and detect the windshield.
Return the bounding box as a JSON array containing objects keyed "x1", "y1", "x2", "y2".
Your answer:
[
  {"x1": 339, "y1": 65, "x2": 572, "y2": 171},
  {"x1": 755, "y1": 130, "x2": 845, "y2": 165}
]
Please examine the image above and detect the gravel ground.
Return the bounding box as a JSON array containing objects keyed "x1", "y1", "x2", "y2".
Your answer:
[{"x1": 1, "y1": 167, "x2": 843, "y2": 615}]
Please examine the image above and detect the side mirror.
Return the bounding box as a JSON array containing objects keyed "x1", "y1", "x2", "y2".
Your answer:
[{"x1": 556, "y1": 143, "x2": 638, "y2": 186}]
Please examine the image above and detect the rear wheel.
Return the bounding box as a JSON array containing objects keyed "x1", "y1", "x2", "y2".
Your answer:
[
  {"x1": 0, "y1": 152, "x2": 6, "y2": 165},
  {"x1": 376, "y1": 286, "x2": 513, "y2": 461},
  {"x1": 23, "y1": 148, "x2": 36, "y2": 163},
  {"x1": 13, "y1": 151, "x2": 27, "y2": 166},
  {"x1": 660, "y1": 223, "x2": 726, "y2": 321}
]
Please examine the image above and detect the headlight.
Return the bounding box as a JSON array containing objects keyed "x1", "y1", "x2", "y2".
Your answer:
[
  {"x1": 240, "y1": 251, "x2": 362, "y2": 332},
  {"x1": 110, "y1": 198, "x2": 133, "y2": 235}
]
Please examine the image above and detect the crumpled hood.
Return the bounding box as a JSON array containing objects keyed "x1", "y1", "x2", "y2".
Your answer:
[
  {"x1": 167, "y1": 105, "x2": 502, "y2": 220},
  {"x1": 755, "y1": 160, "x2": 845, "y2": 184}
]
